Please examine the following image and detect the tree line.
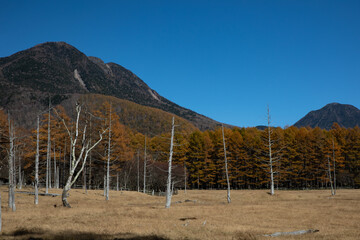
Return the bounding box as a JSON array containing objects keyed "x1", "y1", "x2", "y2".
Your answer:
[
  {"x1": 0, "y1": 101, "x2": 359, "y2": 202},
  {"x1": 184, "y1": 123, "x2": 359, "y2": 190}
]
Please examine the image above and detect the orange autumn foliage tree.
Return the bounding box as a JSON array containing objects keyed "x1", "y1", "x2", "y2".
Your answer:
[{"x1": 182, "y1": 124, "x2": 360, "y2": 190}]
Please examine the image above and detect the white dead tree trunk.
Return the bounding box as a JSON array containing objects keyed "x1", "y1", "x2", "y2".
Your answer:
[
  {"x1": 56, "y1": 104, "x2": 106, "y2": 207},
  {"x1": 49, "y1": 145, "x2": 52, "y2": 189},
  {"x1": 57, "y1": 147, "x2": 61, "y2": 189},
  {"x1": 34, "y1": 115, "x2": 40, "y2": 205},
  {"x1": 0, "y1": 192, "x2": 2, "y2": 232},
  {"x1": 267, "y1": 106, "x2": 275, "y2": 196},
  {"x1": 82, "y1": 132, "x2": 87, "y2": 193},
  {"x1": 106, "y1": 103, "x2": 112, "y2": 201},
  {"x1": 56, "y1": 165, "x2": 60, "y2": 190},
  {"x1": 137, "y1": 150, "x2": 140, "y2": 192},
  {"x1": 184, "y1": 164, "x2": 187, "y2": 194},
  {"x1": 332, "y1": 138, "x2": 336, "y2": 195},
  {"x1": 46, "y1": 99, "x2": 51, "y2": 193},
  {"x1": 222, "y1": 125, "x2": 231, "y2": 203},
  {"x1": 165, "y1": 117, "x2": 175, "y2": 208},
  {"x1": 143, "y1": 136, "x2": 147, "y2": 194},
  {"x1": 116, "y1": 172, "x2": 119, "y2": 191},
  {"x1": 54, "y1": 141, "x2": 57, "y2": 189},
  {"x1": 88, "y1": 116, "x2": 92, "y2": 190},
  {"x1": 8, "y1": 115, "x2": 15, "y2": 211},
  {"x1": 103, "y1": 171, "x2": 106, "y2": 196},
  {"x1": 327, "y1": 155, "x2": 335, "y2": 195},
  {"x1": 62, "y1": 137, "x2": 66, "y2": 188}
]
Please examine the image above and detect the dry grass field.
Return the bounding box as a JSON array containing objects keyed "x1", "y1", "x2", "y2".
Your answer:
[{"x1": 0, "y1": 187, "x2": 359, "y2": 240}]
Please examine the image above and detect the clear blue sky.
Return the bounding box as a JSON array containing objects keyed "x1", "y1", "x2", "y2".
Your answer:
[{"x1": 1, "y1": 0, "x2": 359, "y2": 127}]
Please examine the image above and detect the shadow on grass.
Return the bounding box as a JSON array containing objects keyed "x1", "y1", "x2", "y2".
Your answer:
[
  {"x1": 3, "y1": 228, "x2": 169, "y2": 240},
  {"x1": 11, "y1": 228, "x2": 44, "y2": 236}
]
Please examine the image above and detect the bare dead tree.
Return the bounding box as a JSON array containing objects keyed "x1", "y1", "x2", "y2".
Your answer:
[
  {"x1": 106, "y1": 103, "x2": 112, "y2": 201},
  {"x1": 56, "y1": 163, "x2": 60, "y2": 190},
  {"x1": 143, "y1": 136, "x2": 147, "y2": 193},
  {"x1": 184, "y1": 164, "x2": 187, "y2": 194},
  {"x1": 267, "y1": 107, "x2": 275, "y2": 195},
  {"x1": 18, "y1": 148, "x2": 23, "y2": 189},
  {"x1": 332, "y1": 138, "x2": 336, "y2": 195},
  {"x1": 103, "y1": 168, "x2": 106, "y2": 197},
  {"x1": 327, "y1": 155, "x2": 335, "y2": 195},
  {"x1": 55, "y1": 103, "x2": 107, "y2": 207},
  {"x1": 54, "y1": 141, "x2": 57, "y2": 189},
  {"x1": 116, "y1": 172, "x2": 119, "y2": 191},
  {"x1": 63, "y1": 137, "x2": 66, "y2": 188},
  {"x1": 137, "y1": 150, "x2": 140, "y2": 192},
  {"x1": 0, "y1": 192, "x2": 2, "y2": 232},
  {"x1": 8, "y1": 114, "x2": 15, "y2": 211},
  {"x1": 88, "y1": 116, "x2": 92, "y2": 190},
  {"x1": 49, "y1": 143, "x2": 52, "y2": 189},
  {"x1": 34, "y1": 115, "x2": 40, "y2": 205},
  {"x1": 57, "y1": 147, "x2": 61, "y2": 189},
  {"x1": 222, "y1": 125, "x2": 231, "y2": 203},
  {"x1": 13, "y1": 142, "x2": 16, "y2": 189},
  {"x1": 46, "y1": 98, "x2": 51, "y2": 193},
  {"x1": 165, "y1": 117, "x2": 175, "y2": 208}
]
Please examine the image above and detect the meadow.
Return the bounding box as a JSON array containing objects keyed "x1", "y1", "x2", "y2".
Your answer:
[{"x1": 1, "y1": 187, "x2": 359, "y2": 239}]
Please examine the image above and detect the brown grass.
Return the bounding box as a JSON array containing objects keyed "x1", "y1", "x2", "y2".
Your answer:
[{"x1": 1, "y1": 187, "x2": 359, "y2": 239}]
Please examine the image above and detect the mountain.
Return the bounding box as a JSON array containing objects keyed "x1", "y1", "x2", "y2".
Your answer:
[
  {"x1": 294, "y1": 103, "x2": 360, "y2": 129},
  {"x1": 255, "y1": 125, "x2": 268, "y2": 130},
  {"x1": 0, "y1": 42, "x2": 220, "y2": 133}
]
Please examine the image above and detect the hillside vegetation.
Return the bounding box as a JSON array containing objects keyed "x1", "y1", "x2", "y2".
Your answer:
[{"x1": 78, "y1": 94, "x2": 198, "y2": 135}]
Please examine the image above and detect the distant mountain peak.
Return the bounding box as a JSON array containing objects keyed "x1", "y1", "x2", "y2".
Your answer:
[
  {"x1": 0, "y1": 41, "x2": 220, "y2": 131},
  {"x1": 325, "y1": 102, "x2": 340, "y2": 106},
  {"x1": 35, "y1": 41, "x2": 69, "y2": 46},
  {"x1": 32, "y1": 41, "x2": 80, "y2": 53},
  {"x1": 294, "y1": 103, "x2": 360, "y2": 129}
]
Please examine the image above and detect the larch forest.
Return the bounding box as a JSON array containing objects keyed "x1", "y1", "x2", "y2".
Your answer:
[{"x1": 1, "y1": 99, "x2": 359, "y2": 205}]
